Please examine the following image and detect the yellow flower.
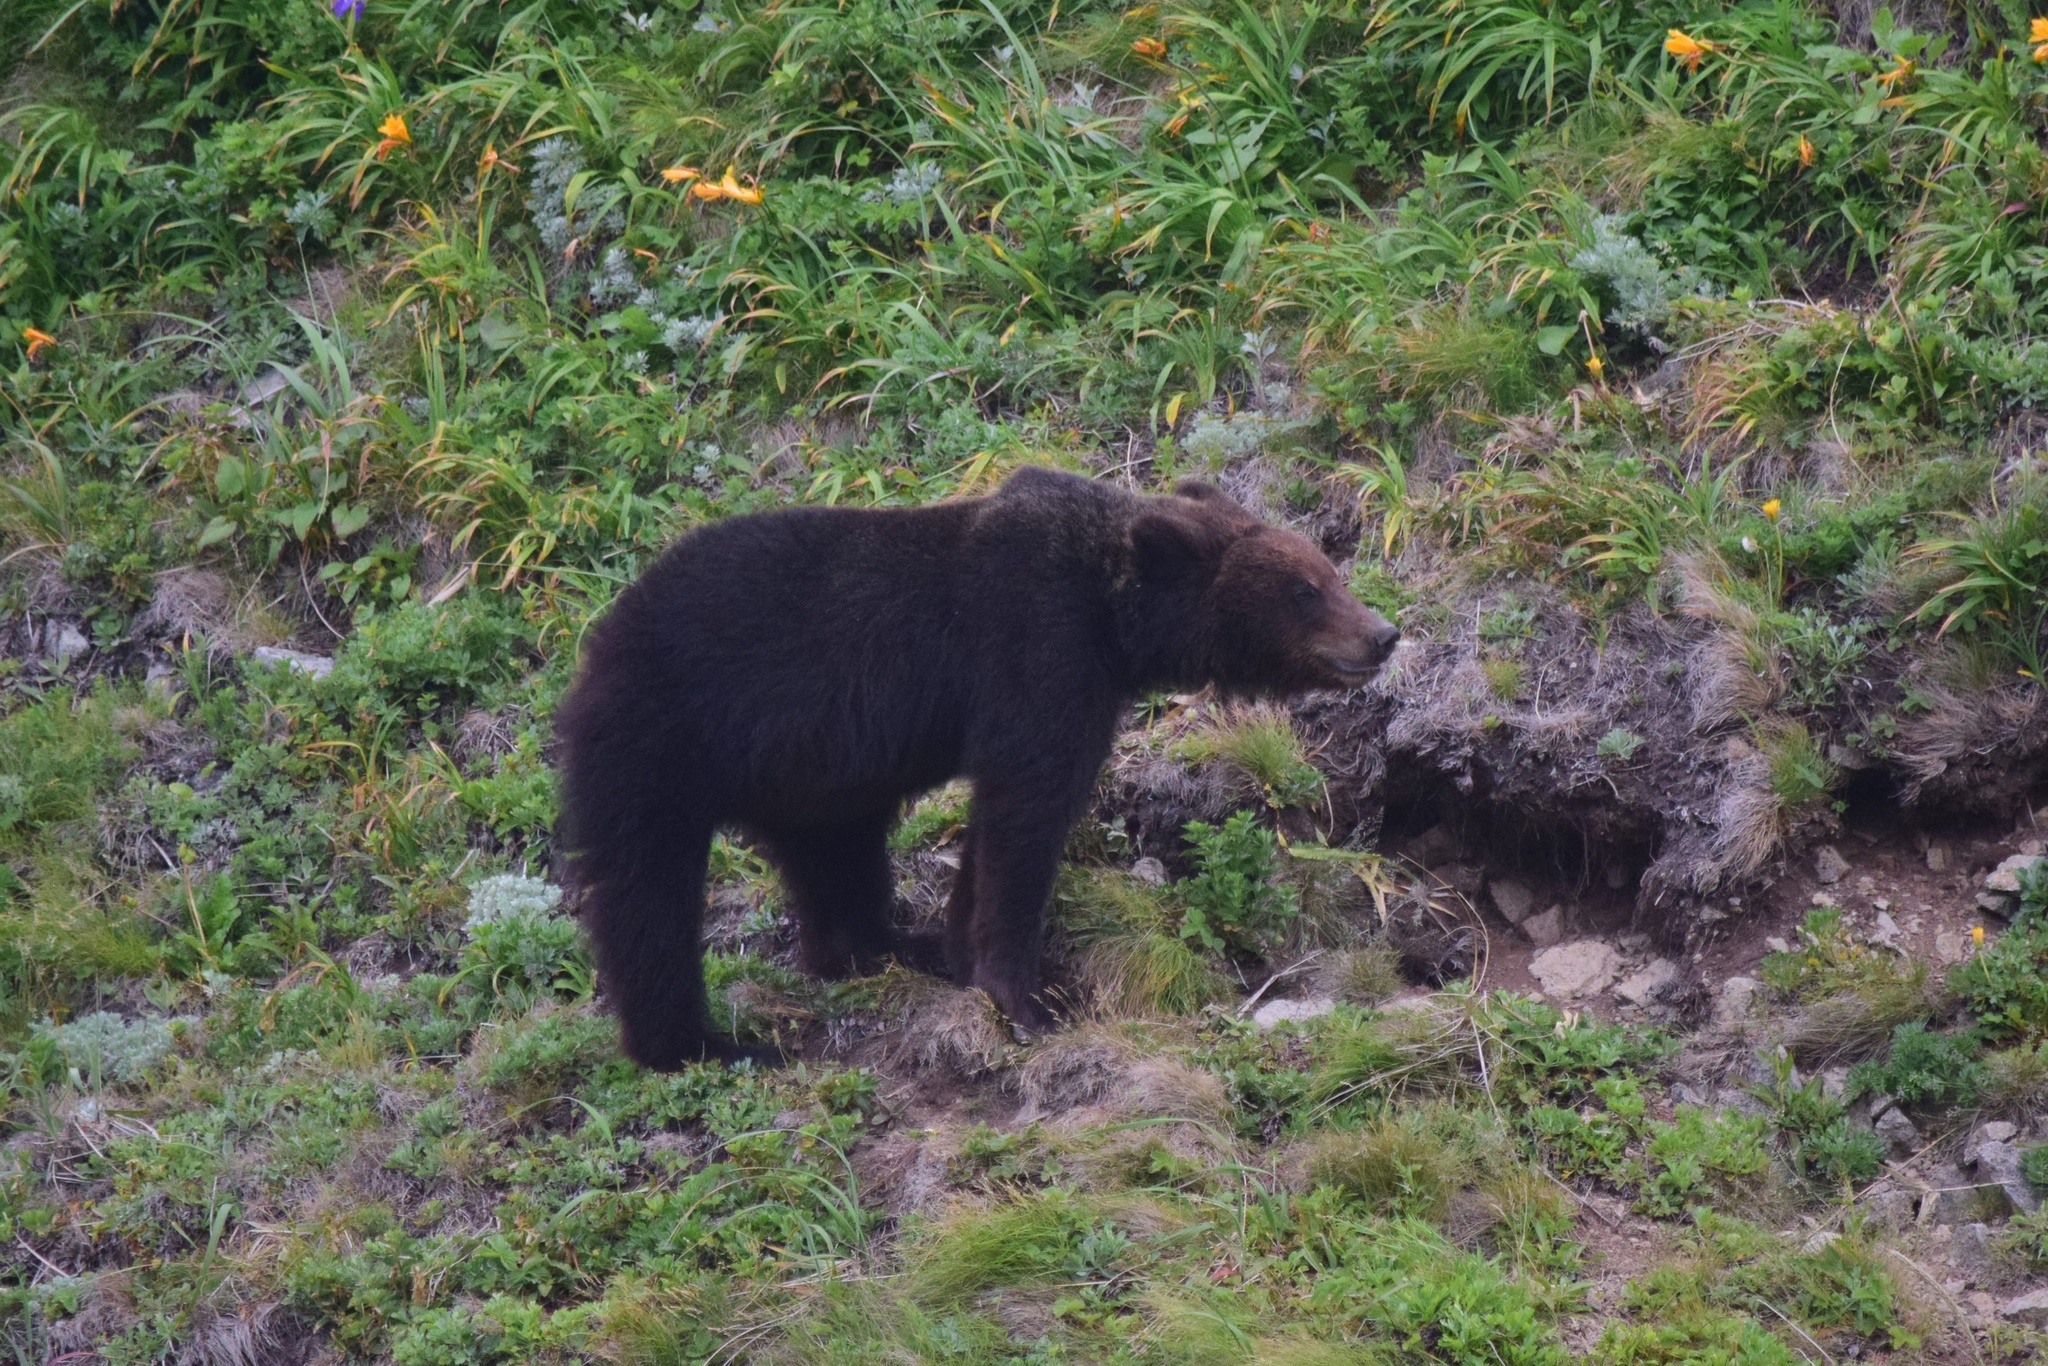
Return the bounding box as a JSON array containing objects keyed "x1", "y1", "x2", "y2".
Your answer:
[
  {"x1": 1585, "y1": 355, "x2": 1605, "y2": 378},
  {"x1": 372, "y1": 112, "x2": 412, "y2": 160},
  {"x1": 2032, "y1": 16, "x2": 2048, "y2": 60},
  {"x1": 1797, "y1": 134, "x2": 1815, "y2": 168},
  {"x1": 1762, "y1": 498, "x2": 1781, "y2": 521},
  {"x1": 1131, "y1": 36, "x2": 1167, "y2": 59},
  {"x1": 661, "y1": 164, "x2": 702, "y2": 184},
  {"x1": 1665, "y1": 29, "x2": 1714, "y2": 70},
  {"x1": 1876, "y1": 58, "x2": 1914, "y2": 88},
  {"x1": 23, "y1": 326, "x2": 56, "y2": 361},
  {"x1": 689, "y1": 179, "x2": 726, "y2": 201},
  {"x1": 1973, "y1": 924, "x2": 1987, "y2": 946},
  {"x1": 718, "y1": 166, "x2": 763, "y2": 205}
]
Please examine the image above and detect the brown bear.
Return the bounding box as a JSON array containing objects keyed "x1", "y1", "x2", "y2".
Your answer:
[{"x1": 554, "y1": 466, "x2": 1399, "y2": 1069}]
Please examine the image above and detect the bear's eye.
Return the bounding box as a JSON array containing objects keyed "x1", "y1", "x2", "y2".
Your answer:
[{"x1": 1291, "y1": 581, "x2": 1321, "y2": 607}]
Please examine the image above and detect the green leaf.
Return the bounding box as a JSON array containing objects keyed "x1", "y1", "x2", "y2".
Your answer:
[
  {"x1": 197, "y1": 516, "x2": 237, "y2": 548},
  {"x1": 329, "y1": 502, "x2": 371, "y2": 539},
  {"x1": 213, "y1": 457, "x2": 246, "y2": 499},
  {"x1": 1536, "y1": 325, "x2": 1575, "y2": 357}
]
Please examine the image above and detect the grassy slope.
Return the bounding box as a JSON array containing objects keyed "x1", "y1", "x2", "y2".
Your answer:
[{"x1": 5, "y1": 0, "x2": 2048, "y2": 1359}]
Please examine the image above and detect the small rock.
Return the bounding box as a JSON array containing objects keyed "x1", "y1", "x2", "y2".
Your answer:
[
  {"x1": 1764, "y1": 936, "x2": 1791, "y2": 954},
  {"x1": 1919, "y1": 1161, "x2": 2013, "y2": 1226},
  {"x1": 1971, "y1": 1120, "x2": 2019, "y2": 1150},
  {"x1": 1489, "y1": 877, "x2": 1537, "y2": 925},
  {"x1": 1863, "y1": 1186, "x2": 1918, "y2": 1231},
  {"x1": 1801, "y1": 1229, "x2": 1840, "y2": 1255},
  {"x1": 1252, "y1": 997, "x2": 1337, "y2": 1029},
  {"x1": 1814, "y1": 845, "x2": 1850, "y2": 885},
  {"x1": 1130, "y1": 857, "x2": 1167, "y2": 887},
  {"x1": 1819, "y1": 1067, "x2": 1849, "y2": 1102},
  {"x1": 1874, "y1": 1106, "x2": 1921, "y2": 1159},
  {"x1": 1926, "y1": 840, "x2": 1952, "y2": 872},
  {"x1": 1967, "y1": 1291, "x2": 1998, "y2": 1323},
  {"x1": 2002, "y1": 1287, "x2": 2048, "y2": 1328},
  {"x1": 1713, "y1": 976, "x2": 1760, "y2": 1029},
  {"x1": 1962, "y1": 1136, "x2": 2039, "y2": 1213},
  {"x1": 1872, "y1": 910, "x2": 1903, "y2": 946},
  {"x1": 1934, "y1": 929, "x2": 1971, "y2": 964},
  {"x1": 1671, "y1": 1083, "x2": 1710, "y2": 1107},
  {"x1": 251, "y1": 646, "x2": 335, "y2": 679},
  {"x1": 2020, "y1": 837, "x2": 2046, "y2": 858},
  {"x1": 1954, "y1": 1222, "x2": 1995, "y2": 1277},
  {"x1": 1986, "y1": 853, "x2": 2042, "y2": 894},
  {"x1": 43, "y1": 621, "x2": 89, "y2": 667},
  {"x1": 1375, "y1": 991, "x2": 1435, "y2": 1015},
  {"x1": 1520, "y1": 906, "x2": 1566, "y2": 949},
  {"x1": 1529, "y1": 940, "x2": 1623, "y2": 998},
  {"x1": 1974, "y1": 890, "x2": 2011, "y2": 917},
  {"x1": 1612, "y1": 959, "x2": 1679, "y2": 1007}
]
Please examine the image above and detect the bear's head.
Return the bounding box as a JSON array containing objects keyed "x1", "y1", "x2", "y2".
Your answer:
[{"x1": 1127, "y1": 482, "x2": 1401, "y2": 693}]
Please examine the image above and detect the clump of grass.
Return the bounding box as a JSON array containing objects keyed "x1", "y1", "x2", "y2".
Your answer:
[
  {"x1": 1981, "y1": 1039, "x2": 2048, "y2": 1118},
  {"x1": 1176, "y1": 707, "x2": 1326, "y2": 809},
  {"x1": 1480, "y1": 657, "x2": 1523, "y2": 701},
  {"x1": 909, "y1": 1191, "x2": 1169, "y2": 1305},
  {"x1": 1311, "y1": 1002, "x2": 1472, "y2": 1108},
  {"x1": 1300, "y1": 1116, "x2": 1464, "y2": 1222},
  {"x1": 1062, "y1": 869, "x2": 1229, "y2": 1018},
  {"x1": 1761, "y1": 721, "x2": 1837, "y2": 809},
  {"x1": 891, "y1": 782, "x2": 971, "y2": 851},
  {"x1": 1317, "y1": 943, "x2": 1407, "y2": 1007}
]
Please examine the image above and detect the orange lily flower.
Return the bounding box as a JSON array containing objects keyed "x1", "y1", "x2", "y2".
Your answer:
[
  {"x1": 1665, "y1": 29, "x2": 1714, "y2": 70},
  {"x1": 661, "y1": 164, "x2": 703, "y2": 184},
  {"x1": 1876, "y1": 58, "x2": 1913, "y2": 87},
  {"x1": 718, "y1": 166, "x2": 762, "y2": 205},
  {"x1": 478, "y1": 144, "x2": 517, "y2": 176},
  {"x1": 23, "y1": 327, "x2": 56, "y2": 361},
  {"x1": 373, "y1": 112, "x2": 411, "y2": 160},
  {"x1": 2032, "y1": 17, "x2": 2048, "y2": 61},
  {"x1": 1797, "y1": 134, "x2": 1815, "y2": 167},
  {"x1": 1131, "y1": 37, "x2": 1167, "y2": 59}
]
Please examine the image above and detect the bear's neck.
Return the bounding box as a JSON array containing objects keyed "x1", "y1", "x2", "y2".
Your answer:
[{"x1": 1110, "y1": 580, "x2": 1215, "y2": 694}]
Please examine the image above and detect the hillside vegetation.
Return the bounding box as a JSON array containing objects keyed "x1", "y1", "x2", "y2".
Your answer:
[{"x1": 7, "y1": 0, "x2": 2048, "y2": 1359}]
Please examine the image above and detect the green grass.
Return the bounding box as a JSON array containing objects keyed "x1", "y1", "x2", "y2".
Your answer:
[{"x1": 7, "y1": 0, "x2": 2048, "y2": 1358}]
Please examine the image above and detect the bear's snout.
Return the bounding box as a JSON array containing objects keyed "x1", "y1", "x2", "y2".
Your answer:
[{"x1": 1318, "y1": 604, "x2": 1402, "y2": 683}]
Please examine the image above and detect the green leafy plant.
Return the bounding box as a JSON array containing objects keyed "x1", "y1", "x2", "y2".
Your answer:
[{"x1": 1174, "y1": 811, "x2": 1298, "y2": 954}]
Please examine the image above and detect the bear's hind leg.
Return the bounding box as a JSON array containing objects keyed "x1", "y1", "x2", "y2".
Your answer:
[{"x1": 768, "y1": 815, "x2": 906, "y2": 978}]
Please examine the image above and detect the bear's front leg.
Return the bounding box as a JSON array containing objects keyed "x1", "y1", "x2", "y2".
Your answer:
[{"x1": 958, "y1": 780, "x2": 1083, "y2": 1036}]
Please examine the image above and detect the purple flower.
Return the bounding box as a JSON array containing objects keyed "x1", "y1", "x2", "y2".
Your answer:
[{"x1": 333, "y1": 0, "x2": 363, "y2": 18}]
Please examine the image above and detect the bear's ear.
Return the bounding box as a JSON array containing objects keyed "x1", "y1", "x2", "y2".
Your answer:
[
  {"x1": 1130, "y1": 506, "x2": 1225, "y2": 586},
  {"x1": 1173, "y1": 480, "x2": 1230, "y2": 504}
]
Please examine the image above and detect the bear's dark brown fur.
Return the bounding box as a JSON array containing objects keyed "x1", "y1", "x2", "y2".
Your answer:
[{"x1": 554, "y1": 467, "x2": 1399, "y2": 1068}]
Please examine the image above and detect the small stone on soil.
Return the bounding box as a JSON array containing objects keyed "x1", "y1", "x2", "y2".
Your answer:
[
  {"x1": 1520, "y1": 906, "x2": 1565, "y2": 948},
  {"x1": 1985, "y1": 852, "x2": 2041, "y2": 894},
  {"x1": 1925, "y1": 840, "x2": 1951, "y2": 872},
  {"x1": 1813, "y1": 845, "x2": 1849, "y2": 885},
  {"x1": 1130, "y1": 857, "x2": 1167, "y2": 886},
  {"x1": 1611, "y1": 959, "x2": 1678, "y2": 1007},
  {"x1": 1529, "y1": 940, "x2": 1623, "y2": 998},
  {"x1": 1488, "y1": 877, "x2": 1537, "y2": 924},
  {"x1": 1712, "y1": 976, "x2": 1759, "y2": 1029},
  {"x1": 1873, "y1": 1106, "x2": 1920, "y2": 1158},
  {"x1": 2002, "y1": 1287, "x2": 2048, "y2": 1327},
  {"x1": 1251, "y1": 997, "x2": 1337, "y2": 1029}
]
